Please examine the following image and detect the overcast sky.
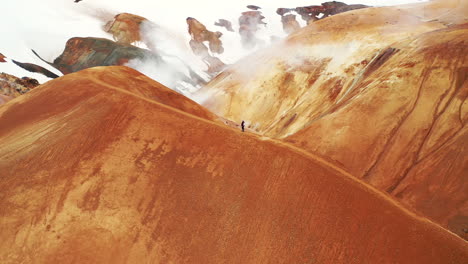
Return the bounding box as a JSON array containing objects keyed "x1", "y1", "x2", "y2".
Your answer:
[{"x1": 0, "y1": 0, "x2": 428, "y2": 82}]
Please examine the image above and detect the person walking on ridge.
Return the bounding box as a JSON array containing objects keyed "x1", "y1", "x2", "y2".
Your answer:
[{"x1": 241, "y1": 121, "x2": 245, "y2": 132}]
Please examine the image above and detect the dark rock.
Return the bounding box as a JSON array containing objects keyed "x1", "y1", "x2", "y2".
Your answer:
[
  {"x1": 214, "y1": 19, "x2": 234, "y2": 32},
  {"x1": 37, "y1": 37, "x2": 161, "y2": 75},
  {"x1": 246, "y1": 5, "x2": 261, "y2": 10},
  {"x1": 12, "y1": 60, "x2": 59, "y2": 78},
  {"x1": 278, "y1": 1, "x2": 369, "y2": 25}
]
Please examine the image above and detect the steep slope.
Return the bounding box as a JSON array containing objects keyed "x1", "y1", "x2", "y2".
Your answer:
[
  {"x1": 195, "y1": 3, "x2": 447, "y2": 137},
  {"x1": 286, "y1": 25, "x2": 468, "y2": 239},
  {"x1": 0, "y1": 67, "x2": 467, "y2": 263}
]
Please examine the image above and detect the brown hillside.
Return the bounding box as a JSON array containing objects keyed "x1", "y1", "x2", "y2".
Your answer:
[{"x1": 0, "y1": 66, "x2": 467, "y2": 263}]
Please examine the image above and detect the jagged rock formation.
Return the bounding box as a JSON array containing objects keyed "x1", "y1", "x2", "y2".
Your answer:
[
  {"x1": 0, "y1": 66, "x2": 467, "y2": 263},
  {"x1": 32, "y1": 36, "x2": 207, "y2": 93},
  {"x1": 12, "y1": 60, "x2": 59, "y2": 78},
  {"x1": 196, "y1": 2, "x2": 468, "y2": 238},
  {"x1": 0, "y1": 52, "x2": 58, "y2": 79},
  {"x1": 187, "y1": 17, "x2": 225, "y2": 75},
  {"x1": 278, "y1": 1, "x2": 368, "y2": 25},
  {"x1": 35, "y1": 37, "x2": 160, "y2": 75},
  {"x1": 188, "y1": 40, "x2": 225, "y2": 75},
  {"x1": 104, "y1": 13, "x2": 148, "y2": 44},
  {"x1": 238, "y1": 10, "x2": 266, "y2": 49},
  {"x1": 214, "y1": 19, "x2": 234, "y2": 32},
  {"x1": 187, "y1": 17, "x2": 224, "y2": 54},
  {"x1": 246, "y1": 5, "x2": 261, "y2": 11},
  {"x1": 0, "y1": 72, "x2": 39, "y2": 99},
  {"x1": 281, "y1": 14, "x2": 301, "y2": 34}
]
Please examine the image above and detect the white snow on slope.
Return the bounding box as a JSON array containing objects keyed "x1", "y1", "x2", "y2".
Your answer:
[{"x1": 0, "y1": 0, "x2": 427, "y2": 86}]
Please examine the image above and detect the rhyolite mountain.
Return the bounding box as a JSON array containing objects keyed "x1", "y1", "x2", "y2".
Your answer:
[
  {"x1": 0, "y1": 0, "x2": 467, "y2": 262},
  {"x1": 196, "y1": 0, "x2": 468, "y2": 239},
  {"x1": 0, "y1": 66, "x2": 467, "y2": 263}
]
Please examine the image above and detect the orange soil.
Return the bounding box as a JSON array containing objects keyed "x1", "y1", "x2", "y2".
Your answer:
[{"x1": 0, "y1": 66, "x2": 466, "y2": 263}]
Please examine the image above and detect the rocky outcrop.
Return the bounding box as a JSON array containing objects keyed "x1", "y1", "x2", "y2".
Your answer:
[
  {"x1": 0, "y1": 53, "x2": 5, "y2": 63},
  {"x1": 238, "y1": 11, "x2": 266, "y2": 49},
  {"x1": 278, "y1": 1, "x2": 369, "y2": 25},
  {"x1": 0, "y1": 66, "x2": 467, "y2": 263},
  {"x1": 104, "y1": 13, "x2": 147, "y2": 44},
  {"x1": 281, "y1": 14, "x2": 301, "y2": 34},
  {"x1": 246, "y1": 5, "x2": 261, "y2": 11},
  {"x1": 31, "y1": 36, "x2": 208, "y2": 93},
  {"x1": 214, "y1": 19, "x2": 234, "y2": 32},
  {"x1": 196, "y1": 2, "x2": 468, "y2": 239},
  {"x1": 187, "y1": 17, "x2": 224, "y2": 54},
  {"x1": 187, "y1": 17, "x2": 226, "y2": 75},
  {"x1": 35, "y1": 37, "x2": 160, "y2": 75},
  {"x1": 188, "y1": 39, "x2": 225, "y2": 75},
  {"x1": 12, "y1": 60, "x2": 59, "y2": 79},
  {"x1": 0, "y1": 72, "x2": 39, "y2": 98}
]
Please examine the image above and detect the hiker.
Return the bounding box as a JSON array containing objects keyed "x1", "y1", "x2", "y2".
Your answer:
[{"x1": 241, "y1": 121, "x2": 245, "y2": 132}]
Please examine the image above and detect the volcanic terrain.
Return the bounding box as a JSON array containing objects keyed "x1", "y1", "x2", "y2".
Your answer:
[
  {"x1": 0, "y1": 0, "x2": 467, "y2": 263},
  {"x1": 0, "y1": 66, "x2": 467, "y2": 263},
  {"x1": 196, "y1": 0, "x2": 468, "y2": 239}
]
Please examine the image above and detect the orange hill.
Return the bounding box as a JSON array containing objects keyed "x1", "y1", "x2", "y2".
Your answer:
[{"x1": 0, "y1": 66, "x2": 467, "y2": 263}]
